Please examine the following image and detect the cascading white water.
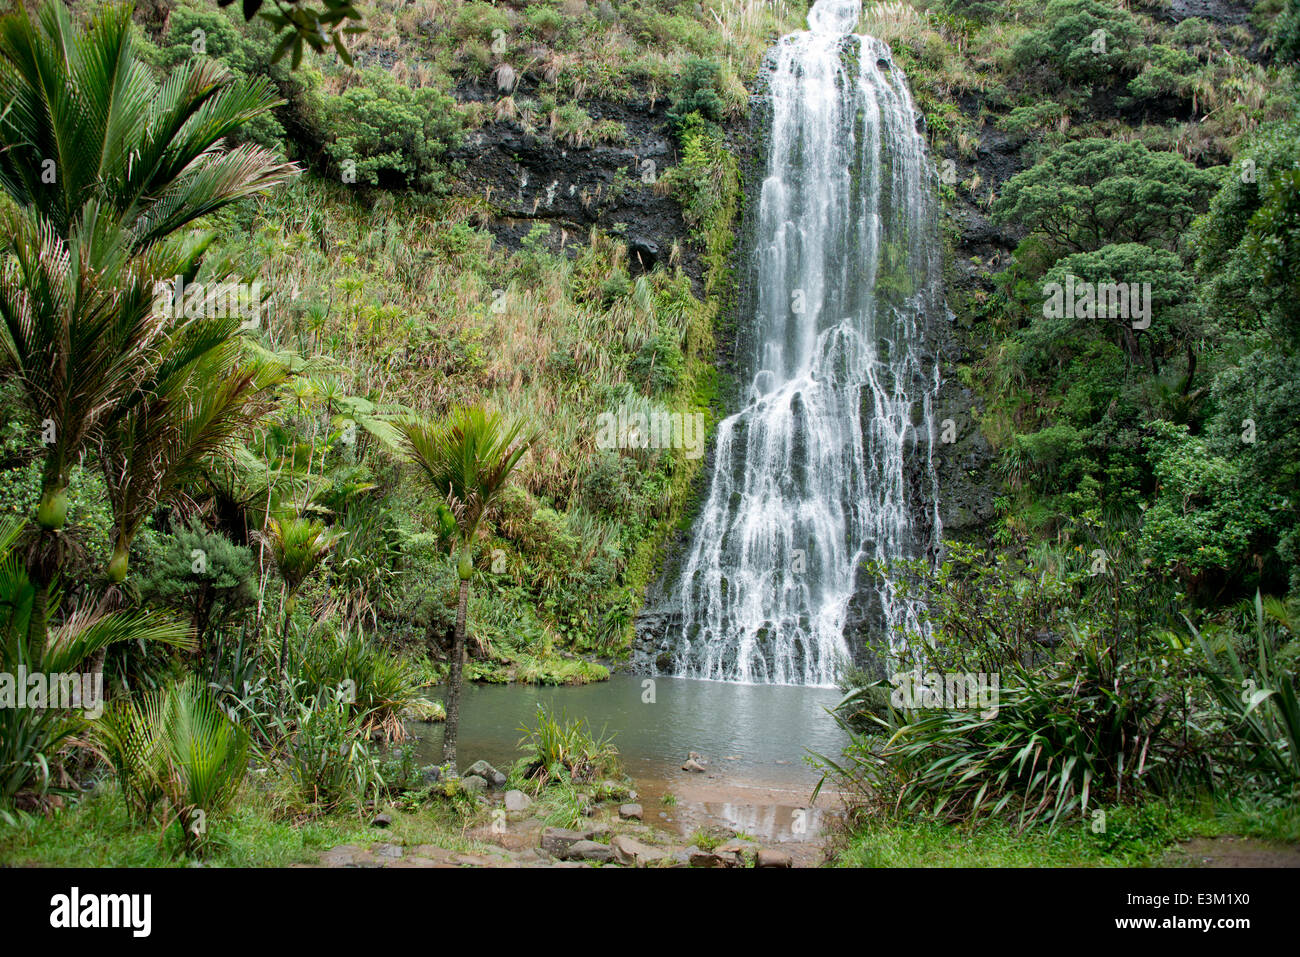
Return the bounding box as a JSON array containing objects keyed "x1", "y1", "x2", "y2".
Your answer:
[{"x1": 666, "y1": 0, "x2": 942, "y2": 686}]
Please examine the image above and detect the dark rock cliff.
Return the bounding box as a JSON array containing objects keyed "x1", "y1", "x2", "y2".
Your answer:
[{"x1": 448, "y1": 81, "x2": 707, "y2": 292}]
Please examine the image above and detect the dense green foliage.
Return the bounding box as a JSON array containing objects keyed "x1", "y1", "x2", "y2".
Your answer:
[
  {"x1": 821, "y1": 0, "x2": 1300, "y2": 850},
  {"x1": 1, "y1": 0, "x2": 1297, "y2": 868}
]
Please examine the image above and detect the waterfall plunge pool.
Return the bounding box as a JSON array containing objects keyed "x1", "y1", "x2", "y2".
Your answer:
[{"x1": 408, "y1": 674, "x2": 851, "y2": 844}]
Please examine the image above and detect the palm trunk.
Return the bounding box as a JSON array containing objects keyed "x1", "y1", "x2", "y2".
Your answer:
[
  {"x1": 442, "y1": 577, "x2": 470, "y2": 769},
  {"x1": 277, "y1": 620, "x2": 289, "y2": 713},
  {"x1": 28, "y1": 576, "x2": 49, "y2": 664},
  {"x1": 277, "y1": 592, "x2": 294, "y2": 714},
  {"x1": 29, "y1": 469, "x2": 68, "y2": 661}
]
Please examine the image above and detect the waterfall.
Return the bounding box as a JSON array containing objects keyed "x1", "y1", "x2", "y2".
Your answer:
[{"x1": 662, "y1": 0, "x2": 943, "y2": 686}]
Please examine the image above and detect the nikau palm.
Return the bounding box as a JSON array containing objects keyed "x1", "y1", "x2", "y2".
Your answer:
[
  {"x1": 0, "y1": 518, "x2": 193, "y2": 809},
  {"x1": 100, "y1": 327, "x2": 289, "y2": 583},
  {"x1": 0, "y1": 3, "x2": 293, "y2": 246},
  {"x1": 400, "y1": 407, "x2": 538, "y2": 767},
  {"x1": 264, "y1": 514, "x2": 345, "y2": 707},
  {"x1": 94, "y1": 675, "x2": 249, "y2": 852},
  {"x1": 0, "y1": 1, "x2": 296, "y2": 614}
]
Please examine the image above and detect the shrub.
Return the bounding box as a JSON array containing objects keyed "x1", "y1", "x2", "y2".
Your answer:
[
  {"x1": 94, "y1": 677, "x2": 249, "y2": 855},
  {"x1": 254, "y1": 681, "x2": 383, "y2": 815},
  {"x1": 157, "y1": 0, "x2": 288, "y2": 150},
  {"x1": 135, "y1": 519, "x2": 257, "y2": 663},
  {"x1": 316, "y1": 70, "x2": 463, "y2": 190},
  {"x1": 1189, "y1": 593, "x2": 1300, "y2": 797},
  {"x1": 629, "y1": 329, "x2": 685, "y2": 395},
  {"x1": 1139, "y1": 422, "x2": 1282, "y2": 592},
  {"x1": 516, "y1": 706, "x2": 620, "y2": 787},
  {"x1": 525, "y1": 4, "x2": 565, "y2": 39},
  {"x1": 1011, "y1": 0, "x2": 1143, "y2": 83},
  {"x1": 0, "y1": 520, "x2": 192, "y2": 814},
  {"x1": 659, "y1": 114, "x2": 741, "y2": 288},
  {"x1": 1274, "y1": 0, "x2": 1300, "y2": 65},
  {"x1": 1127, "y1": 45, "x2": 1200, "y2": 101},
  {"x1": 666, "y1": 58, "x2": 725, "y2": 136},
  {"x1": 452, "y1": 2, "x2": 513, "y2": 43},
  {"x1": 293, "y1": 626, "x2": 421, "y2": 740},
  {"x1": 821, "y1": 640, "x2": 1193, "y2": 831}
]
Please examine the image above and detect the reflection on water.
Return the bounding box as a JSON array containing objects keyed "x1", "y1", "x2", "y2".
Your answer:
[
  {"x1": 410, "y1": 674, "x2": 848, "y2": 790},
  {"x1": 710, "y1": 802, "x2": 832, "y2": 842}
]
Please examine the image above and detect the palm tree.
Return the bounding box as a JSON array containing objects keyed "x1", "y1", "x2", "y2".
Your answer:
[
  {"x1": 0, "y1": 1, "x2": 295, "y2": 628},
  {"x1": 93, "y1": 675, "x2": 249, "y2": 853},
  {"x1": 399, "y1": 407, "x2": 538, "y2": 768},
  {"x1": 0, "y1": 3, "x2": 293, "y2": 247},
  {"x1": 99, "y1": 329, "x2": 290, "y2": 583},
  {"x1": 263, "y1": 514, "x2": 345, "y2": 707},
  {"x1": 0, "y1": 207, "x2": 160, "y2": 642},
  {"x1": 0, "y1": 518, "x2": 193, "y2": 810}
]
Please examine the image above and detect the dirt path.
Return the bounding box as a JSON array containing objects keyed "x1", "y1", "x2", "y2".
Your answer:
[{"x1": 1161, "y1": 836, "x2": 1300, "y2": 868}]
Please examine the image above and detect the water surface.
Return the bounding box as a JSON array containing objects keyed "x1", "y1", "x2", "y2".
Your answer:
[{"x1": 412, "y1": 674, "x2": 848, "y2": 793}]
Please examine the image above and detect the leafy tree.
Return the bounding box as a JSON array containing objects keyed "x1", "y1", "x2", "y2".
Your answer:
[
  {"x1": 1032, "y1": 242, "x2": 1201, "y2": 374},
  {"x1": 316, "y1": 69, "x2": 463, "y2": 190},
  {"x1": 992, "y1": 138, "x2": 1220, "y2": 258},
  {"x1": 157, "y1": 0, "x2": 291, "y2": 150},
  {"x1": 1192, "y1": 118, "x2": 1300, "y2": 339},
  {"x1": 218, "y1": 0, "x2": 365, "y2": 69},
  {"x1": 1011, "y1": 0, "x2": 1143, "y2": 82},
  {"x1": 399, "y1": 407, "x2": 538, "y2": 767},
  {"x1": 936, "y1": 1, "x2": 1002, "y2": 23},
  {"x1": 1192, "y1": 119, "x2": 1300, "y2": 595},
  {"x1": 1202, "y1": 351, "x2": 1300, "y2": 594},
  {"x1": 100, "y1": 327, "x2": 288, "y2": 583},
  {"x1": 1242, "y1": 162, "x2": 1300, "y2": 340},
  {"x1": 1140, "y1": 422, "x2": 1282, "y2": 599},
  {"x1": 136, "y1": 519, "x2": 258, "y2": 664}
]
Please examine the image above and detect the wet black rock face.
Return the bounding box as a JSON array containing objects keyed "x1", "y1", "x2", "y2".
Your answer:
[
  {"x1": 1165, "y1": 0, "x2": 1250, "y2": 26},
  {"x1": 446, "y1": 83, "x2": 706, "y2": 293}
]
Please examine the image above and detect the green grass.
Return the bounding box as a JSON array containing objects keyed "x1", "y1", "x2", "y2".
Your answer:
[
  {"x1": 0, "y1": 780, "x2": 486, "y2": 868},
  {"x1": 831, "y1": 796, "x2": 1300, "y2": 868},
  {"x1": 688, "y1": 827, "x2": 725, "y2": 851},
  {"x1": 1208, "y1": 794, "x2": 1300, "y2": 845},
  {"x1": 834, "y1": 818, "x2": 1168, "y2": 868},
  {"x1": 532, "y1": 779, "x2": 592, "y2": 830}
]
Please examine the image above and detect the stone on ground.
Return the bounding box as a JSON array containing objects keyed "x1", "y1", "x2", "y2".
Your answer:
[
  {"x1": 756, "y1": 848, "x2": 793, "y2": 868},
  {"x1": 688, "y1": 847, "x2": 732, "y2": 868},
  {"x1": 612, "y1": 835, "x2": 668, "y2": 867},
  {"x1": 465, "y1": 760, "x2": 507, "y2": 787},
  {"x1": 564, "y1": 840, "x2": 614, "y2": 863},
  {"x1": 504, "y1": 789, "x2": 532, "y2": 812},
  {"x1": 540, "y1": 826, "x2": 595, "y2": 857}
]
